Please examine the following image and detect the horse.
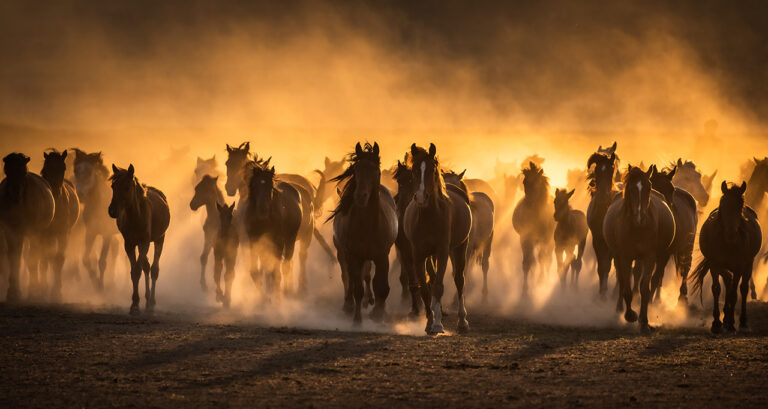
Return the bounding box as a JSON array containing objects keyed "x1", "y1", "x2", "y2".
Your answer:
[
  {"x1": 512, "y1": 161, "x2": 555, "y2": 297},
  {"x1": 190, "y1": 175, "x2": 225, "y2": 291},
  {"x1": 443, "y1": 169, "x2": 495, "y2": 301},
  {"x1": 691, "y1": 181, "x2": 761, "y2": 333},
  {"x1": 669, "y1": 158, "x2": 714, "y2": 209},
  {"x1": 193, "y1": 155, "x2": 221, "y2": 185},
  {"x1": 313, "y1": 156, "x2": 345, "y2": 219},
  {"x1": 213, "y1": 202, "x2": 239, "y2": 308},
  {"x1": 72, "y1": 149, "x2": 119, "y2": 290},
  {"x1": 329, "y1": 142, "x2": 398, "y2": 324},
  {"x1": 743, "y1": 157, "x2": 768, "y2": 298},
  {"x1": 39, "y1": 149, "x2": 80, "y2": 300},
  {"x1": 393, "y1": 156, "x2": 420, "y2": 315},
  {"x1": 553, "y1": 188, "x2": 588, "y2": 287},
  {"x1": 586, "y1": 150, "x2": 619, "y2": 297},
  {"x1": 224, "y1": 142, "x2": 335, "y2": 265},
  {"x1": 649, "y1": 165, "x2": 698, "y2": 305},
  {"x1": 603, "y1": 166, "x2": 675, "y2": 332},
  {"x1": 404, "y1": 143, "x2": 472, "y2": 334},
  {"x1": 108, "y1": 164, "x2": 170, "y2": 314},
  {"x1": 242, "y1": 161, "x2": 302, "y2": 298},
  {"x1": 0, "y1": 153, "x2": 54, "y2": 302}
]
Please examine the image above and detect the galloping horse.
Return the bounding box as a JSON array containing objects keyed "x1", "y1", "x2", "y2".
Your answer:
[
  {"x1": 649, "y1": 165, "x2": 697, "y2": 305},
  {"x1": 603, "y1": 166, "x2": 675, "y2": 332},
  {"x1": 72, "y1": 149, "x2": 119, "y2": 290},
  {"x1": 108, "y1": 164, "x2": 170, "y2": 314},
  {"x1": 691, "y1": 182, "x2": 761, "y2": 333},
  {"x1": 393, "y1": 156, "x2": 420, "y2": 315},
  {"x1": 213, "y1": 202, "x2": 239, "y2": 308},
  {"x1": 40, "y1": 149, "x2": 80, "y2": 300},
  {"x1": 0, "y1": 153, "x2": 54, "y2": 302},
  {"x1": 404, "y1": 143, "x2": 472, "y2": 334},
  {"x1": 190, "y1": 175, "x2": 225, "y2": 291},
  {"x1": 443, "y1": 169, "x2": 495, "y2": 301},
  {"x1": 553, "y1": 188, "x2": 588, "y2": 287},
  {"x1": 329, "y1": 142, "x2": 397, "y2": 324},
  {"x1": 586, "y1": 150, "x2": 619, "y2": 297},
  {"x1": 512, "y1": 161, "x2": 554, "y2": 296}
]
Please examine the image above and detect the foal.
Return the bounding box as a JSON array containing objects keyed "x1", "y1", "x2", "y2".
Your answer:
[
  {"x1": 190, "y1": 175, "x2": 225, "y2": 291},
  {"x1": 553, "y1": 188, "x2": 588, "y2": 287},
  {"x1": 213, "y1": 202, "x2": 239, "y2": 308}
]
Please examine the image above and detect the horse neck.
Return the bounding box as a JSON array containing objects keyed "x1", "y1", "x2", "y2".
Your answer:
[
  {"x1": 350, "y1": 184, "x2": 381, "y2": 228},
  {"x1": 123, "y1": 184, "x2": 146, "y2": 220},
  {"x1": 42, "y1": 170, "x2": 63, "y2": 197},
  {"x1": 555, "y1": 204, "x2": 572, "y2": 224}
]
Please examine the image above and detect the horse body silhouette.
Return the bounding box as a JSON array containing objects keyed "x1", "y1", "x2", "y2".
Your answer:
[
  {"x1": 0, "y1": 153, "x2": 54, "y2": 302},
  {"x1": 744, "y1": 157, "x2": 768, "y2": 298},
  {"x1": 443, "y1": 170, "x2": 495, "y2": 301},
  {"x1": 190, "y1": 175, "x2": 225, "y2": 291},
  {"x1": 691, "y1": 181, "x2": 761, "y2": 333},
  {"x1": 393, "y1": 156, "x2": 420, "y2": 315},
  {"x1": 330, "y1": 142, "x2": 397, "y2": 324},
  {"x1": 404, "y1": 143, "x2": 472, "y2": 334},
  {"x1": 512, "y1": 161, "x2": 554, "y2": 296},
  {"x1": 603, "y1": 166, "x2": 675, "y2": 332},
  {"x1": 553, "y1": 188, "x2": 587, "y2": 287},
  {"x1": 649, "y1": 165, "x2": 697, "y2": 305},
  {"x1": 39, "y1": 149, "x2": 80, "y2": 300},
  {"x1": 213, "y1": 202, "x2": 238, "y2": 307},
  {"x1": 586, "y1": 150, "x2": 619, "y2": 297},
  {"x1": 72, "y1": 149, "x2": 119, "y2": 290},
  {"x1": 108, "y1": 164, "x2": 170, "y2": 314}
]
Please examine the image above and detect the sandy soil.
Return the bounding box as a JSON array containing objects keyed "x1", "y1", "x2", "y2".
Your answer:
[{"x1": 1, "y1": 301, "x2": 767, "y2": 408}]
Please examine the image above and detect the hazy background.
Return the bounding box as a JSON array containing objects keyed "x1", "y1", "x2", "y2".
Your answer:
[{"x1": 1, "y1": 0, "x2": 767, "y2": 332}]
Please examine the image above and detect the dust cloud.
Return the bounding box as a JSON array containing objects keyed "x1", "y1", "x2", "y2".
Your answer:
[{"x1": 1, "y1": 1, "x2": 767, "y2": 334}]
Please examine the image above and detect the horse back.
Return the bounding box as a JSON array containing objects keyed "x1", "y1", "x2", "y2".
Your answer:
[
  {"x1": 275, "y1": 182, "x2": 303, "y2": 239},
  {"x1": 146, "y1": 186, "x2": 170, "y2": 241},
  {"x1": 281, "y1": 181, "x2": 312, "y2": 236},
  {"x1": 651, "y1": 195, "x2": 675, "y2": 251},
  {"x1": 0, "y1": 174, "x2": 55, "y2": 232},
  {"x1": 447, "y1": 189, "x2": 472, "y2": 248},
  {"x1": 379, "y1": 185, "x2": 398, "y2": 245}
]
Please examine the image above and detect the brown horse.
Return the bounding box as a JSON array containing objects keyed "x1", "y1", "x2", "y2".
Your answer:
[
  {"x1": 691, "y1": 182, "x2": 761, "y2": 333},
  {"x1": 190, "y1": 175, "x2": 225, "y2": 291},
  {"x1": 108, "y1": 164, "x2": 170, "y2": 314},
  {"x1": 443, "y1": 169, "x2": 495, "y2": 301},
  {"x1": 393, "y1": 156, "x2": 420, "y2": 314},
  {"x1": 586, "y1": 150, "x2": 619, "y2": 297},
  {"x1": 553, "y1": 188, "x2": 588, "y2": 287},
  {"x1": 213, "y1": 201, "x2": 239, "y2": 308},
  {"x1": 404, "y1": 143, "x2": 472, "y2": 334},
  {"x1": 512, "y1": 161, "x2": 555, "y2": 297},
  {"x1": 0, "y1": 153, "x2": 54, "y2": 302},
  {"x1": 330, "y1": 142, "x2": 398, "y2": 324},
  {"x1": 39, "y1": 149, "x2": 80, "y2": 300},
  {"x1": 72, "y1": 149, "x2": 119, "y2": 290},
  {"x1": 603, "y1": 166, "x2": 675, "y2": 332}
]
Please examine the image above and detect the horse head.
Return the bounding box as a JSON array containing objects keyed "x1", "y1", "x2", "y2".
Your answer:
[
  {"x1": 224, "y1": 142, "x2": 250, "y2": 197},
  {"x1": 650, "y1": 164, "x2": 676, "y2": 206},
  {"x1": 108, "y1": 164, "x2": 142, "y2": 219},
  {"x1": 719, "y1": 181, "x2": 747, "y2": 243},
  {"x1": 410, "y1": 143, "x2": 444, "y2": 208},
  {"x1": 72, "y1": 149, "x2": 107, "y2": 198},
  {"x1": 190, "y1": 175, "x2": 219, "y2": 211},
  {"x1": 553, "y1": 188, "x2": 575, "y2": 222},
  {"x1": 41, "y1": 149, "x2": 68, "y2": 191},
  {"x1": 248, "y1": 161, "x2": 275, "y2": 219},
  {"x1": 670, "y1": 158, "x2": 708, "y2": 207},
  {"x1": 623, "y1": 165, "x2": 653, "y2": 227}
]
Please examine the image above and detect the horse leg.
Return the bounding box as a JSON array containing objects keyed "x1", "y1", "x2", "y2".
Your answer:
[
  {"x1": 723, "y1": 274, "x2": 738, "y2": 333},
  {"x1": 481, "y1": 233, "x2": 493, "y2": 302},
  {"x1": 223, "y1": 256, "x2": 235, "y2": 308},
  {"x1": 399, "y1": 244, "x2": 420, "y2": 317},
  {"x1": 266, "y1": 242, "x2": 283, "y2": 302},
  {"x1": 296, "y1": 238, "x2": 309, "y2": 295},
  {"x1": 97, "y1": 235, "x2": 112, "y2": 290},
  {"x1": 362, "y1": 261, "x2": 375, "y2": 307},
  {"x1": 213, "y1": 251, "x2": 224, "y2": 303},
  {"x1": 249, "y1": 240, "x2": 263, "y2": 292},
  {"x1": 337, "y1": 247, "x2": 353, "y2": 314},
  {"x1": 675, "y1": 252, "x2": 692, "y2": 307},
  {"x1": 199, "y1": 238, "x2": 211, "y2": 291},
  {"x1": 710, "y1": 270, "x2": 722, "y2": 333},
  {"x1": 594, "y1": 239, "x2": 611, "y2": 298},
  {"x1": 555, "y1": 245, "x2": 565, "y2": 287},
  {"x1": 25, "y1": 239, "x2": 41, "y2": 299},
  {"x1": 280, "y1": 240, "x2": 295, "y2": 296},
  {"x1": 652, "y1": 253, "x2": 669, "y2": 304},
  {"x1": 451, "y1": 244, "x2": 469, "y2": 334},
  {"x1": 124, "y1": 243, "x2": 141, "y2": 315},
  {"x1": 631, "y1": 261, "x2": 642, "y2": 295},
  {"x1": 370, "y1": 253, "x2": 390, "y2": 322},
  {"x1": 615, "y1": 257, "x2": 636, "y2": 322},
  {"x1": 148, "y1": 236, "x2": 164, "y2": 310},
  {"x1": 82, "y1": 231, "x2": 98, "y2": 289},
  {"x1": 429, "y1": 251, "x2": 449, "y2": 334},
  {"x1": 639, "y1": 257, "x2": 654, "y2": 333},
  {"x1": 395, "y1": 247, "x2": 408, "y2": 303},
  {"x1": 5, "y1": 235, "x2": 23, "y2": 303},
  {"x1": 739, "y1": 271, "x2": 751, "y2": 331},
  {"x1": 412, "y1": 251, "x2": 434, "y2": 333},
  {"x1": 50, "y1": 233, "x2": 68, "y2": 302},
  {"x1": 138, "y1": 242, "x2": 151, "y2": 312},
  {"x1": 521, "y1": 239, "x2": 534, "y2": 298},
  {"x1": 347, "y1": 256, "x2": 365, "y2": 325}
]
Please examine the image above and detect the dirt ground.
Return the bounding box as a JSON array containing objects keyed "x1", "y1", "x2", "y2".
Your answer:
[{"x1": 1, "y1": 301, "x2": 768, "y2": 408}]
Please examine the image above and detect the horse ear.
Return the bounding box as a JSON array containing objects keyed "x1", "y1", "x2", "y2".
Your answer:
[
  {"x1": 270, "y1": 166, "x2": 275, "y2": 175},
  {"x1": 24, "y1": 156, "x2": 30, "y2": 164},
  {"x1": 61, "y1": 150, "x2": 67, "y2": 159},
  {"x1": 112, "y1": 164, "x2": 118, "y2": 173},
  {"x1": 645, "y1": 165, "x2": 653, "y2": 178},
  {"x1": 43, "y1": 152, "x2": 49, "y2": 159},
  {"x1": 721, "y1": 181, "x2": 728, "y2": 194},
  {"x1": 610, "y1": 141, "x2": 617, "y2": 151},
  {"x1": 755, "y1": 157, "x2": 760, "y2": 165},
  {"x1": 428, "y1": 143, "x2": 436, "y2": 157},
  {"x1": 213, "y1": 176, "x2": 219, "y2": 182},
  {"x1": 650, "y1": 164, "x2": 657, "y2": 176},
  {"x1": 128, "y1": 164, "x2": 135, "y2": 177},
  {"x1": 529, "y1": 161, "x2": 535, "y2": 169},
  {"x1": 668, "y1": 166, "x2": 676, "y2": 178},
  {"x1": 567, "y1": 189, "x2": 575, "y2": 198},
  {"x1": 609, "y1": 152, "x2": 615, "y2": 162},
  {"x1": 740, "y1": 181, "x2": 747, "y2": 194},
  {"x1": 355, "y1": 142, "x2": 363, "y2": 156},
  {"x1": 216, "y1": 202, "x2": 224, "y2": 213},
  {"x1": 324, "y1": 157, "x2": 331, "y2": 168},
  {"x1": 598, "y1": 145, "x2": 602, "y2": 151},
  {"x1": 677, "y1": 158, "x2": 683, "y2": 167},
  {"x1": 229, "y1": 202, "x2": 236, "y2": 211},
  {"x1": 459, "y1": 169, "x2": 466, "y2": 179},
  {"x1": 373, "y1": 142, "x2": 380, "y2": 156},
  {"x1": 226, "y1": 144, "x2": 232, "y2": 153}
]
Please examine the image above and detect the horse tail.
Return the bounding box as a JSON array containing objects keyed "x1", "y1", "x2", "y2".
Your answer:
[
  {"x1": 689, "y1": 258, "x2": 710, "y2": 306},
  {"x1": 313, "y1": 227, "x2": 337, "y2": 263}
]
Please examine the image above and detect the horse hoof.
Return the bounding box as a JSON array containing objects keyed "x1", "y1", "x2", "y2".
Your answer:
[
  {"x1": 676, "y1": 296, "x2": 688, "y2": 309},
  {"x1": 639, "y1": 323, "x2": 654, "y2": 334},
  {"x1": 342, "y1": 302, "x2": 354, "y2": 316},
  {"x1": 431, "y1": 322, "x2": 445, "y2": 334},
  {"x1": 725, "y1": 324, "x2": 736, "y2": 333},
  {"x1": 750, "y1": 290, "x2": 757, "y2": 300},
  {"x1": 369, "y1": 306, "x2": 386, "y2": 322},
  {"x1": 215, "y1": 290, "x2": 223, "y2": 303},
  {"x1": 457, "y1": 319, "x2": 469, "y2": 334},
  {"x1": 352, "y1": 315, "x2": 362, "y2": 327},
  {"x1": 624, "y1": 309, "x2": 638, "y2": 323},
  {"x1": 129, "y1": 305, "x2": 141, "y2": 315},
  {"x1": 739, "y1": 323, "x2": 751, "y2": 334},
  {"x1": 711, "y1": 321, "x2": 722, "y2": 334}
]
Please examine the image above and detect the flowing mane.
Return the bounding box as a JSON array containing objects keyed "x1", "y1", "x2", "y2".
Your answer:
[{"x1": 328, "y1": 142, "x2": 380, "y2": 221}]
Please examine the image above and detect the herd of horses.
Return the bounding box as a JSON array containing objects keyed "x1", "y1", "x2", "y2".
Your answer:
[{"x1": 1, "y1": 141, "x2": 768, "y2": 335}]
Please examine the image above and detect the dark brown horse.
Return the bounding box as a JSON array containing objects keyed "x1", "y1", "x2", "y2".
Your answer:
[
  {"x1": 649, "y1": 165, "x2": 697, "y2": 305},
  {"x1": 330, "y1": 142, "x2": 398, "y2": 324},
  {"x1": 243, "y1": 162, "x2": 302, "y2": 298},
  {"x1": 443, "y1": 169, "x2": 495, "y2": 301},
  {"x1": 0, "y1": 153, "x2": 54, "y2": 302},
  {"x1": 393, "y1": 156, "x2": 420, "y2": 315},
  {"x1": 108, "y1": 164, "x2": 170, "y2": 314},
  {"x1": 603, "y1": 166, "x2": 675, "y2": 332},
  {"x1": 72, "y1": 149, "x2": 119, "y2": 290},
  {"x1": 553, "y1": 188, "x2": 588, "y2": 287},
  {"x1": 691, "y1": 181, "x2": 761, "y2": 333},
  {"x1": 404, "y1": 143, "x2": 472, "y2": 334},
  {"x1": 512, "y1": 161, "x2": 554, "y2": 296},
  {"x1": 586, "y1": 150, "x2": 619, "y2": 297},
  {"x1": 39, "y1": 149, "x2": 80, "y2": 300},
  {"x1": 190, "y1": 175, "x2": 225, "y2": 291},
  {"x1": 213, "y1": 201, "x2": 239, "y2": 308}
]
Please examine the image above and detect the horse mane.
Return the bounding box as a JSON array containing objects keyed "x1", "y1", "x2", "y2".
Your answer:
[
  {"x1": 109, "y1": 171, "x2": 146, "y2": 199},
  {"x1": 328, "y1": 143, "x2": 380, "y2": 221},
  {"x1": 522, "y1": 163, "x2": 549, "y2": 203}
]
